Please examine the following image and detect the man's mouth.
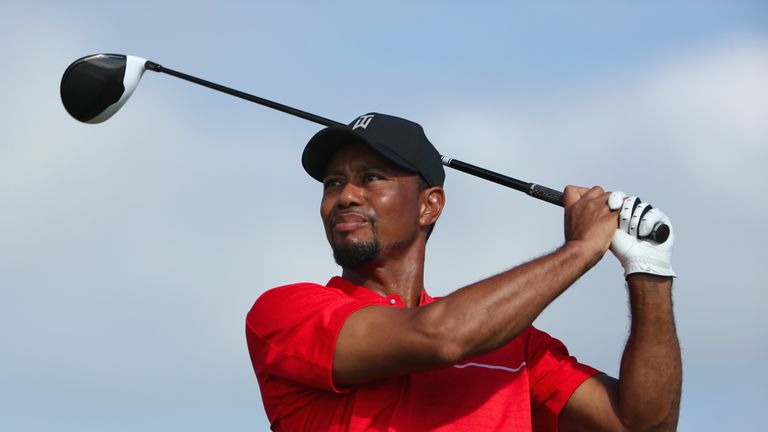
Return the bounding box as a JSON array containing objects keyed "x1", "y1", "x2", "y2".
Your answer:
[{"x1": 331, "y1": 211, "x2": 369, "y2": 233}]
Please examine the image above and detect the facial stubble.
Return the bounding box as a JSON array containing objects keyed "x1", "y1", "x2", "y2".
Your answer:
[{"x1": 331, "y1": 220, "x2": 382, "y2": 268}]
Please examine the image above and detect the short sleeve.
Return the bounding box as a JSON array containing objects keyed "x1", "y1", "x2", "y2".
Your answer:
[
  {"x1": 526, "y1": 326, "x2": 601, "y2": 432},
  {"x1": 245, "y1": 283, "x2": 373, "y2": 393}
]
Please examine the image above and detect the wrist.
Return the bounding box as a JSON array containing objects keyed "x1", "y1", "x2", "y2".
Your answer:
[
  {"x1": 562, "y1": 239, "x2": 604, "y2": 271},
  {"x1": 626, "y1": 274, "x2": 675, "y2": 316},
  {"x1": 627, "y1": 273, "x2": 674, "y2": 287}
]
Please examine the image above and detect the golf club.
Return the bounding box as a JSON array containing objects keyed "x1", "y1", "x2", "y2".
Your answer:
[{"x1": 60, "y1": 53, "x2": 670, "y2": 243}]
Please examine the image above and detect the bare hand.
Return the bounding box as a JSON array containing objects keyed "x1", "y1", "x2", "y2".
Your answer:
[{"x1": 563, "y1": 185, "x2": 618, "y2": 266}]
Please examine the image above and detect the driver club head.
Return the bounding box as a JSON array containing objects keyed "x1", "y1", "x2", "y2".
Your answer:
[{"x1": 60, "y1": 54, "x2": 147, "y2": 124}]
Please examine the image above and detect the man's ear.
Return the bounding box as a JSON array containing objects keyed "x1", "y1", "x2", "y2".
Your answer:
[{"x1": 419, "y1": 187, "x2": 445, "y2": 227}]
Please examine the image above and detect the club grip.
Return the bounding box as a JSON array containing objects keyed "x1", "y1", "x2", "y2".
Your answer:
[
  {"x1": 528, "y1": 184, "x2": 565, "y2": 206},
  {"x1": 649, "y1": 223, "x2": 670, "y2": 244},
  {"x1": 526, "y1": 184, "x2": 670, "y2": 243}
]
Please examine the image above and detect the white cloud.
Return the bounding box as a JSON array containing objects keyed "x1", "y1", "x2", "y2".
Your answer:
[
  {"x1": 633, "y1": 37, "x2": 767, "y2": 205},
  {"x1": 430, "y1": 35, "x2": 768, "y2": 212}
]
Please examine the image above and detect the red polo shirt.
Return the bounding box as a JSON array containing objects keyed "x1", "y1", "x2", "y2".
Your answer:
[{"x1": 246, "y1": 277, "x2": 600, "y2": 431}]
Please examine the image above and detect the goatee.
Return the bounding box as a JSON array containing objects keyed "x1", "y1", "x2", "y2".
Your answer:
[{"x1": 332, "y1": 239, "x2": 381, "y2": 268}]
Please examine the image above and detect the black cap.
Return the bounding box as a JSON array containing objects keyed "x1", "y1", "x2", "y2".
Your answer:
[{"x1": 302, "y1": 113, "x2": 445, "y2": 187}]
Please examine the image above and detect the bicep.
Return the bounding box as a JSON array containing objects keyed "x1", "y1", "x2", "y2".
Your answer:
[
  {"x1": 559, "y1": 374, "x2": 626, "y2": 432},
  {"x1": 332, "y1": 304, "x2": 449, "y2": 386}
]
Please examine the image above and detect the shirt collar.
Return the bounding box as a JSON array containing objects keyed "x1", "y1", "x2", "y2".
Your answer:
[{"x1": 327, "y1": 276, "x2": 436, "y2": 306}]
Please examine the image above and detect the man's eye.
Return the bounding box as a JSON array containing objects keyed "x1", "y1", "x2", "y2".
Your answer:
[
  {"x1": 323, "y1": 179, "x2": 342, "y2": 190},
  {"x1": 364, "y1": 173, "x2": 383, "y2": 183}
]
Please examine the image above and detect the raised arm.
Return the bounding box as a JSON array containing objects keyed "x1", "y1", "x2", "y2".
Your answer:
[
  {"x1": 559, "y1": 195, "x2": 682, "y2": 431},
  {"x1": 333, "y1": 185, "x2": 617, "y2": 386}
]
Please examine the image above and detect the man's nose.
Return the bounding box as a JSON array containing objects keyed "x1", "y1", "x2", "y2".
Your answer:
[{"x1": 338, "y1": 181, "x2": 364, "y2": 208}]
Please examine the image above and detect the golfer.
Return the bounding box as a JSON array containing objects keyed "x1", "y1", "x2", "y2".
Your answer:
[{"x1": 246, "y1": 113, "x2": 681, "y2": 431}]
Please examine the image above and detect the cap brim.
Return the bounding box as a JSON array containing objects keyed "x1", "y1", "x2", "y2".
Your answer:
[{"x1": 302, "y1": 126, "x2": 418, "y2": 182}]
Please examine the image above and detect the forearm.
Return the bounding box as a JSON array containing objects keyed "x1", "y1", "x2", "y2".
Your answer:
[
  {"x1": 416, "y1": 240, "x2": 598, "y2": 362},
  {"x1": 618, "y1": 275, "x2": 682, "y2": 430}
]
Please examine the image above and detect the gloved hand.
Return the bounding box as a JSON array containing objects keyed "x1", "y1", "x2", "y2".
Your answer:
[{"x1": 608, "y1": 191, "x2": 676, "y2": 279}]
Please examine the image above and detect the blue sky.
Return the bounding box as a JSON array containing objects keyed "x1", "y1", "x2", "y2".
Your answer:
[{"x1": 2, "y1": 1, "x2": 766, "y2": 430}]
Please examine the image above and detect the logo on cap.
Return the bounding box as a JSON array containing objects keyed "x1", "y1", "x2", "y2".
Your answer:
[{"x1": 351, "y1": 114, "x2": 375, "y2": 130}]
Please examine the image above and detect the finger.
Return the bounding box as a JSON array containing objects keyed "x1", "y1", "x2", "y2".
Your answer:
[
  {"x1": 583, "y1": 185, "x2": 606, "y2": 200},
  {"x1": 608, "y1": 190, "x2": 627, "y2": 211},
  {"x1": 629, "y1": 201, "x2": 652, "y2": 238},
  {"x1": 563, "y1": 185, "x2": 589, "y2": 207},
  {"x1": 638, "y1": 207, "x2": 666, "y2": 238},
  {"x1": 619, "y1": 196, "x2": 640, "y2": 233}
]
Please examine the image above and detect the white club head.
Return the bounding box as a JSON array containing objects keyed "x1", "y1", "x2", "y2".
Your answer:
[{"x1": 60, "y1": 54, "x2": 147, "y2": 123}]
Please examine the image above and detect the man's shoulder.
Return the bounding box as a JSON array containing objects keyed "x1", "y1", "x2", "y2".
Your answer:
[
  {"x1": 246, "y1": 282, "x2": 332, "y2": 335},
  {"x1": 260, "y1": 281, "x2": 329, "y2": 298},
  {"x1": 252, "y1": 281, "x2": 340, "y2": 310}
]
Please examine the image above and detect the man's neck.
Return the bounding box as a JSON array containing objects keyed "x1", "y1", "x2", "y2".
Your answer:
[{"x1": 341, "y1": 246, "x2": 426, "y2": 307}]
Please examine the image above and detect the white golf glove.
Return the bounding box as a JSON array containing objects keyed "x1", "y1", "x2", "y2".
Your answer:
[{"x1": 608, "y1": 191, "x2": 676, "y2": 279}]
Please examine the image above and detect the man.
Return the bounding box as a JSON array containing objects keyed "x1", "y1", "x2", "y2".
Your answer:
[{"x1": 246, "y1": 113, "x2": 681, "y2": 431}]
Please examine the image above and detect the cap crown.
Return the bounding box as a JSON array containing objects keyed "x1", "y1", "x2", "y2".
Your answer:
[{"x1": 302, "y1": 113, "x2": 445, "y2": 187}]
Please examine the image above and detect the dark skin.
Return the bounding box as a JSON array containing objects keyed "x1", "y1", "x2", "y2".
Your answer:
[{"x1": 321, "y1": 143, "x2": 681, "y2": 431}]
